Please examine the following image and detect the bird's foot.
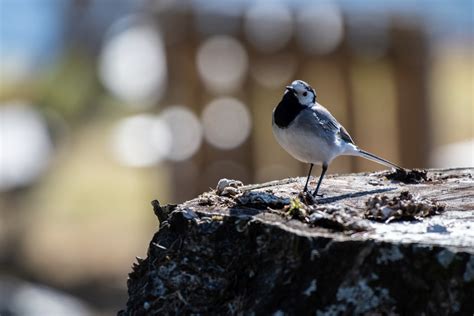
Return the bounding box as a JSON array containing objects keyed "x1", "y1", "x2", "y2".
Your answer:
[{"x1": 299, "y1": 191, "x2": 320, "y2": 205}]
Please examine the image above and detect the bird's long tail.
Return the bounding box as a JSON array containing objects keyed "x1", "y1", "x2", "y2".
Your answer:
[{"x1": 350, "y1": 148, "x2": 403, "y2": 170}]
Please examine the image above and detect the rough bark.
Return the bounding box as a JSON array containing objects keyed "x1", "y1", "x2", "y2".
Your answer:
[{"x1": 119, "y1": 168, "x2": 474, "y2": 315}]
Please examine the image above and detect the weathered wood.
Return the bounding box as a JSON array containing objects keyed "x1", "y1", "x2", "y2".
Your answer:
[{"x1": 120, "y1": 168, "x2": 474, "y2": 315}]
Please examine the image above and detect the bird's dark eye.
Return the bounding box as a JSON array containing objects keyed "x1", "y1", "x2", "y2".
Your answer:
[{"x1": 303, "y1": 92, "x2": 308, "y2": 97}]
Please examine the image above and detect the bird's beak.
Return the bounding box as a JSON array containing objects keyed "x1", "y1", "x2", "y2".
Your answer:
[{"x1": 286, "y1": 86, "x2": 295, "y2": 92}]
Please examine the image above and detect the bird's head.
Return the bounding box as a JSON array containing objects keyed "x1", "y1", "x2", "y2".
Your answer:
[{"x1": 285, "y1": 80, "x2": 316, "y2": 106}]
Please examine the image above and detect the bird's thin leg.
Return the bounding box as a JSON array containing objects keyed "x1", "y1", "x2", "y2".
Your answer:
[
  {"x1": 303, "y1": 163, "x2": 314, "y2": 192},
  {"x1": 312, "y1": 164, "x2": 328, "y2": 197}
]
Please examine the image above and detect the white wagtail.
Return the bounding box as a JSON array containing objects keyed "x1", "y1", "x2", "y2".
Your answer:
[{"x1": 272, "y1": 80, "x2": 403, "y2": 197}]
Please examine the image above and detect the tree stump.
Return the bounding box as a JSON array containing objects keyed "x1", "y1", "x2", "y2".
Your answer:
[{"x1": 119, "y1": 168, "x2": 474, "y2": 315}]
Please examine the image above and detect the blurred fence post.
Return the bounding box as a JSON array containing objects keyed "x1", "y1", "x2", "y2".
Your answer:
[
  {"x1": 339, "y1": 24, "x2": 358, "y2": 172},
  {"x1": 390, "y1": 24, "x2": 431, "y2": 168},
  {"x1": 157, "y1": 10, "x2": 202, "y2": 202}
]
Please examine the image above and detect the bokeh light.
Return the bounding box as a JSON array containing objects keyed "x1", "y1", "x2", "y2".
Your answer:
[
  {"x1": 196, "y1": 35, "x2": 248, "y2": 94},
  {"x1": 99, "y1": 17, "x2": 167, "y2": 106},
  {"x1": 202, "y1": 97, "x2": 251, "y2": 150},
  {"x1": 244, "y1": 3, "x2": 293, "y2": 53},
  {"x1": 160, "y1": 106, "x2": 203, "y2": 161},
  {"x1": 0, "y1": 101, "x2": 53, "y2": 191},
  {"x1": 431, "y1": 139, "x2": 474, "y2": 168},
  {"x1": 111, "y1": 114, "x2": 172, "y2": 167},
  {"x1": 8, "y1": 282, "x2": 91, "y2": 316},
  {"x1": 296, "y1": 4, "x2": 344, "y2": 55}
]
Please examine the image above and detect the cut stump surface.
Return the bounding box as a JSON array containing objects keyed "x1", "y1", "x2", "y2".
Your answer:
[{"x1": 120, "y1": 168, "x2": 474, "y2": 315}]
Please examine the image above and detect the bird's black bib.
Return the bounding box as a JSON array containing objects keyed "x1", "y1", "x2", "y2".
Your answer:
[{"x1": 273, "y1": 92, "x2": 305, "y2": 128}]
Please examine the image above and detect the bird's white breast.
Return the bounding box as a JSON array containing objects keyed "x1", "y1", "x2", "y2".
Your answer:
[{"x1": 272, "y1": 113, "x2": 342, "y2": 165}]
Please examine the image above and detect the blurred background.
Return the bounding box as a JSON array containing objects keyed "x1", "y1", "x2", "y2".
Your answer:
[{"x1": 0, "y1": 0, "x2": 472, "y2": 314}]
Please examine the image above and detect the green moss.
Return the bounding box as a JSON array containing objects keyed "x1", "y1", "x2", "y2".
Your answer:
[{"x1": 286, "y1": 198, "x2": 307, "y2": 219}]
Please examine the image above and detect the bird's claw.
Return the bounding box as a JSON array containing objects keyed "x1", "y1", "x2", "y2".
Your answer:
[{"x1": 299, "y1": 191, "x2": 320, "y2": 205}]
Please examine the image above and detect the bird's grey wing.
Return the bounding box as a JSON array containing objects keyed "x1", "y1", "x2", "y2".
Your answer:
[
  {"x1": 339, "y1": 125, "x2": 354, "y2": 144},
  {"x1": 312, "y1": 104, "x2": 355, "y2": 144}
]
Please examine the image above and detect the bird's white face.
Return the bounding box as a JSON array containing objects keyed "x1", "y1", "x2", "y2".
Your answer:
[{"x1": 286, "y1": 80, "x2": 316, "y2": 107}]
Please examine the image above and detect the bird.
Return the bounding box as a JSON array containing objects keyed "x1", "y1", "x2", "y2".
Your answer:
[{"x1": 272, "y1": 80, "x2": 403, "y2": 197}]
